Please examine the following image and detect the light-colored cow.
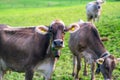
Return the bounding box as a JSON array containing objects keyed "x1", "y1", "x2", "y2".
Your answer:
[{"x1": 86, "y1": 0, "x2": 105, "y2": 22}]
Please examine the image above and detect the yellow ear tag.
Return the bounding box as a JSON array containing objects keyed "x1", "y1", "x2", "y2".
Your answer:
[
  {"x1": 71, "y1": 27, "x2": 75, "y2": 31},
  {"x1": 97, "y1": 58, "x2": 104, "y2": 65},
  {"x1": 41, "y1": 29, "x2": 47, "y2": 33}
]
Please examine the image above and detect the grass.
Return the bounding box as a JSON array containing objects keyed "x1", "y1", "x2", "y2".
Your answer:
[
  {"x1": 0, "y1": 0, "x2": 92, "y2": 8},
  {"x1": 0, "y1": 1, "x2": 120, "y2": 80},
  {"x1": 0, "y1": 0, "x2": 115, "y2": 9}
]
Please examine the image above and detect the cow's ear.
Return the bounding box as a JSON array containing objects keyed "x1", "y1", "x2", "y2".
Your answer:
[
  {"x1": 96, "y1": 58, "x2": 104, "y2": 65},
  {"x1": 35, "y1": 25, "x2": 48, "y2": 34},
  {"x1": 66, "y1": 23, "x2": 80, "y2": 33}
]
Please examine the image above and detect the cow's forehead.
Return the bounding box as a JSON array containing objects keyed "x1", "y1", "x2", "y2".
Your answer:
[{"x1": 50, "y1": 20, "x2": 65, "y2": 29}]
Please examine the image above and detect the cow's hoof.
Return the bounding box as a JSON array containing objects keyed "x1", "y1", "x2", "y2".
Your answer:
[
  {"x1": 91, "y1": 79, "x2": 95, "y2": 80},
  {"x1": 72, "y1": 73, "x2": 76, "y2": 77},
  {"x1": 79, "y1": 78, "x2": 83, "y2": 80},
  {"x1": 75, "y1": 78, "x2": 79, "y2": 80}
]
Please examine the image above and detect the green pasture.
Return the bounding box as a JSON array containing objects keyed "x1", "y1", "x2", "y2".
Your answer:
[
  {"x1": 0, "y1": 0, "x2": 116, "y2": 8},
  {"x1": 0, "y1": 0, "x2": 106, "y2": 8},
  {"x1": 0, "y1": 0, "x2": 120, "y2": 80}
]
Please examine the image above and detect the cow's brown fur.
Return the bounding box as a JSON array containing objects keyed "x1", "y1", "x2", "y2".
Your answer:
[
  {"x1": 0, "y1": 24, "x2": 9, "y2": 29},
  {"x1": 0, "y1": 20, "x2": 67, "y2": 80},
  {"x1": 69, "y1": 22, "x2": 116, "y2": 80}
]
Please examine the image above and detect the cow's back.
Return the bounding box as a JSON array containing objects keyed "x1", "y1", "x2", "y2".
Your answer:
[
  {"x1": 0, "y1": 24, "x2": 9, "y2": 30},
  {"x1": 0, "y1": 27, "x2": 50, "y2": 72},
  {"x1": 69, "y1": 23, "x2": 90, "y2": 55}
]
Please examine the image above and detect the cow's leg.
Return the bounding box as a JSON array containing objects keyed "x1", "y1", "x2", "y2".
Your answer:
[
  {"x1": 44, "y1": 72, "x2": 52, "y2": 80},
  {"x1": 87, "y1": 15, "x2": 92, "y2": 22},
  {"x1": 90, "y1": 62, "x2": 96, "y2": 80},
  {"x1": 44, "y1": 77, "x2": 51, "y2": 80},
  {"x1": 42, "y1": 72, "x2": 52, "y2": 80},
  {"x1": 25, "y1": 69, "x2": 34, "y2": 80},
  {"x1": 95, "y1": 16, "x2": 99, "y2": 22},
  {"x1": 97, "y1": 11, "x2": 101, "y2": 22},
  {"x1": 0, "y1": 71, "x2": 3, "y2": 80},
  {"x1": 96, "y1": 15, "x2": 100, "y2": 22},
  {"x1": 43, "y1": 77, "x2": 51, "y2": 80},
  {"x1": 96, "y1": 17, "x2": 99, "y2": 22},
  {"x1": 0, "y1": 70, "x2": 6, "y2": 80},
  {"x1": 93, "y1": 17, "x2": 95, "y2": 22},
  {"x1": 72, "y1": 55, "x2": 77, "y2": 77},
  {"x1": 75, "y1": 55, "x2": 81, "y2": 80},
  {"x1": 0, "y1": 59, "x2": 7, "y2": 80},
  {"x1": 95, "y1": 63, "x2": 100, "y2": 74},
  {"x1": 83, "y1": 59, "x2": 88, "y2": 76}
]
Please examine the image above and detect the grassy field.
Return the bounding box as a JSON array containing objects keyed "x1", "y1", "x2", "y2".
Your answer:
[
  {"x1": 0, "y1": 0, "x2": 120, "y2": 80},
  {"x1": 0, "y1": 0, "x2": 115, "y2": 8},
  {"x1": 0, "y1": 0, "x2": 92, "y2": 8}
]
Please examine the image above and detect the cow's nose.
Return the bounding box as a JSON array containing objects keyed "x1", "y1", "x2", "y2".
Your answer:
[
  {"x1": 98, "y1": 6, "x2": 101, "y2": 9},
  {"x1": 53, "y1": 39, "x2": 63, "y2": 48}
]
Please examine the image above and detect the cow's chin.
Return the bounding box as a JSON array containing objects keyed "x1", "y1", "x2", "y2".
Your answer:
[
  {"x1": 54, "y1": 46, "x2": 63, "y2": 50},
  {"x1": 52, "y1": 45, "x2": 64, "y2": 50}
]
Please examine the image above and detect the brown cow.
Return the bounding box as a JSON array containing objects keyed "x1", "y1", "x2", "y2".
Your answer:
[
  {"x1": 0, "y1": 24, "x2": 9, "y2": 29},
  {"x1": 0, "y1": 20, "x2": 79, "y2": 80},
  {"x1": 68, "y1": 22, "x2": 120, "y2": 80}
]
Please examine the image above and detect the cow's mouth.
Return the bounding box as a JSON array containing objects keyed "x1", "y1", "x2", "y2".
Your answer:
[
  {"x1": 54, "y1": 46, "x2": 63, "y2": 49},
  {"x1": 51, "y1": 48, "x2": 61, "y2": 58}
]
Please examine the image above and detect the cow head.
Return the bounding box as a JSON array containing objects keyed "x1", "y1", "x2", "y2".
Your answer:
[
  {"x1": 49, "y1": 20, "x2": 80, "y2": 49},
  {"x1": 35, "y1": 20, "x2": 80, "y2": 57},
  {"x1": 49, "y1": 20, "x2": 66, "y2": 49},
  {"x1": 95, "y1": 1, "x2": 102, "y2": 10},
  {"x1": 96, "y1": 53, "x2": 120, "y2": 80}
]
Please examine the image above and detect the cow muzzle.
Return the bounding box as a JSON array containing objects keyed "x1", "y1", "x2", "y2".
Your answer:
[{"x1": 52, "y1": 39, "x2": 64, "y2": 49}]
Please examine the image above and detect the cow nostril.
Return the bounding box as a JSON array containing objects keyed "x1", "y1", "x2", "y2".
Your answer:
[
  {"x1": 98, "y1": 6, "x2": 101, "y2": 9},
  {"x1": 60, "y1": 41, "x2": 63, "y2": 45},
  {"x1": 53, "y1": 40, "x2": 63, "y2": 47},
  {"x1": 54, "y1": 41, "x2": 57, "y2": 46}
]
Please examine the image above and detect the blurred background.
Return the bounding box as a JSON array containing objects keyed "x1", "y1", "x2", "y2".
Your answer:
[{"x1": 0, "y1": 0, "x2": 119, "y2": 9}]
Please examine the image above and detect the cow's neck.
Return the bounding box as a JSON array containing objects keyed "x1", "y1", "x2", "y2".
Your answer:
[
  {"x1": 46, "y1": 44, "x2": 61, "y2": 59},
  {"x1": 89, "y1": 39, "x2": 107, "y2": 58},
  {"x1": 40, "y1": 32, "x2": 60, "y2": 60},
  {"x1": 34, "y1": 44, "x2": 59, "y2": 73},
  {"x1": 34, "y1": 32, "x2": 52, "y2": 59},
  {"x1": 35, "y1": 55, "x2": 58, "y2": 77},
  {"x1": 88, "y1": 26, "x2": 107, "y2": 58}
]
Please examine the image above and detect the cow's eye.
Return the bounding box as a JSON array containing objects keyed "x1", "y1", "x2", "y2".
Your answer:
[
  {"x1": 63, "y1": 30, "x2": 66, "y2": 34},
  {"x1": 52, "y1": 31, "x2": 56, "y2": 35},
  {"x1": 63, "y1": 32, "x2": 65, "y2": 34}
]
